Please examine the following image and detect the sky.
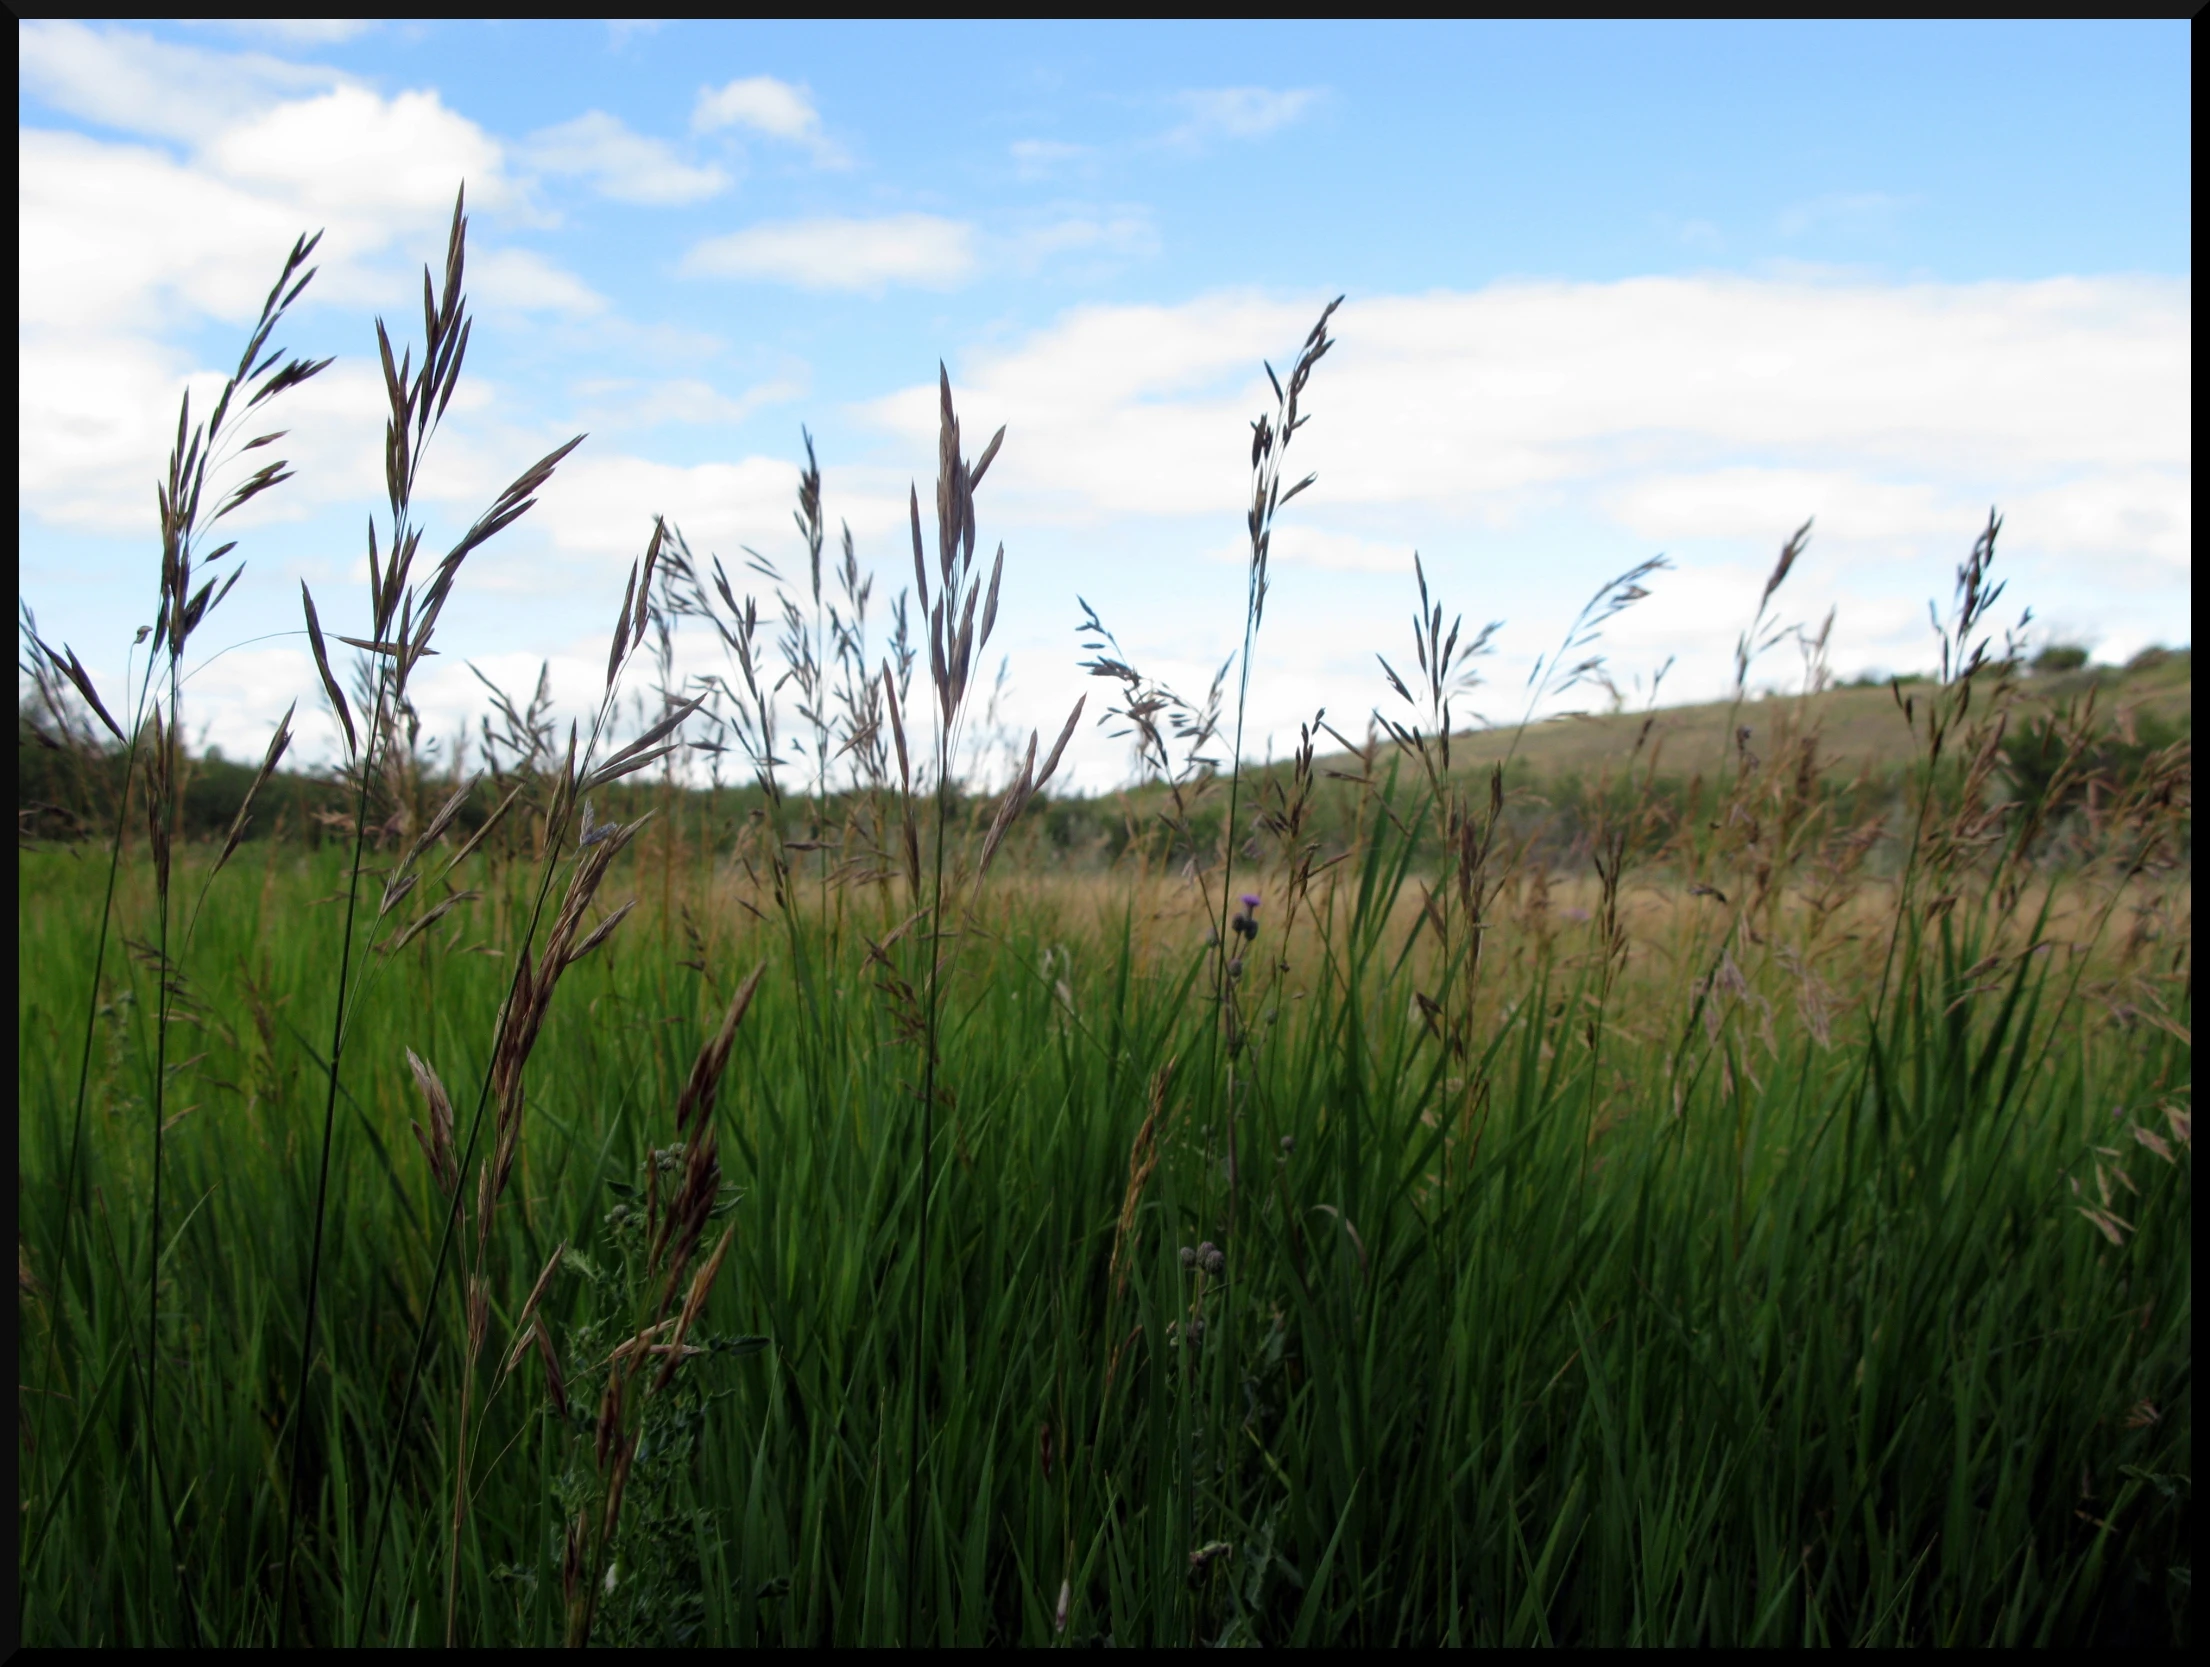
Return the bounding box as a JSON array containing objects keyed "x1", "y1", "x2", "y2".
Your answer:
[{"x1": 17, "y1": 19, "x2": 2192, "y2": 791}]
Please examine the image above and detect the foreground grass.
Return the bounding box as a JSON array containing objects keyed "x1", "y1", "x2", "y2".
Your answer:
[{"x1": 17, "y1": 792, "x2": 2191, "y2": 1645}]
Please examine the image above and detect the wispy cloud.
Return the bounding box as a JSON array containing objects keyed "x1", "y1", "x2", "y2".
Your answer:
[
  {"x1": 1008, "y1": 210, "x2": 1158, "y2": 272},
  {"x1": 178, "y1": 20, "x2": 375, "y2": 46},
  {"x1": 681, "y1": 213, "x2": 975, "y2": 291},
  {"x1": 20, "y1": 18, "x2": 349, "y2": 145},
  {"x1": 1777, "y1": 190, "x2": 1916, "y2": 239},
  {"x1": 569, "y1": 372, "x2": 808, "y2": 432},
  {"x1": 1163, "y1": 86, "x2": 1323, "y2": 148},
  {"x1": 691, "y1": 74, "x2": 845, "y2": 166},
  {"x1": 1657, "y1": 214, "x2": 1725, "y2": 252},
  {"x1": 522, "y1": 110, "x2": 730, "y2": 205},
  {"x1": 1017, "y1": 87, "x2": 1320, "y2": 178},
  {"x1": 470, "y1": 247, "x2": 609, "y2": 315},
  {"x1": 678, "y1": 208, "x2": 1154, "y2": 293},
  {"x1": 1010, "y1": 138, "x2": 1095, "y2": 180}
]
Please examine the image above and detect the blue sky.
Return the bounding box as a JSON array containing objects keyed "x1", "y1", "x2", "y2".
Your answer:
[{"x1": 18, "y1": 20, "x2": 2191, "y2": 786}]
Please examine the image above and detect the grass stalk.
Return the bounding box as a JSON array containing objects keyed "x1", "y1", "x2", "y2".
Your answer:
[
  {"x1": 15, "y1": 623, "x2": 146, "y2": 1576},
  {"x1": 274, "y1": 186, "x2": 587, "y2": 1643},
  {"x1": 1214, "y1": 299, "x2": 1338, "y2": 1239}
]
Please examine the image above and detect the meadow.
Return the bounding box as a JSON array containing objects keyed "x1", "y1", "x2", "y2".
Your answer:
[{"x1": 15, "y1": 198, "x2": 2193, "y2": 1647}]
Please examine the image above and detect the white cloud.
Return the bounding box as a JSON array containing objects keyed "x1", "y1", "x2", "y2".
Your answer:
[
  {"x1": 176, "y1": 646, "x2": 331, "y2": 754},
  {"x1": 681, "y1": 214, "x2": 976, "y2": 291},
  {"x1": 1607, "y1": 468, "x2": 1953, "y2": 547},
  {"x1": 684, "y1": 208, "x2": 1152, "y2": 291},
  {"x1": 17, "y1": 331, "x2": 205, "y2": 532},
  {"x1": 857, "y1": 292, "x2": 1305, "y2": 516},
  {"x1": 18, "y1": 338, "x2": 389, "y2": 536},
  {"x1": 522, "y1": 111, "x2": 730, "y2": 205},
  {"x1": 21, "y1": 129, "x2": 310, "y2": 333},
  {"x1": 852, "y1": 272, "x2": 2187, "y2": 721},
  {"x1": 1165, "y1": 87, "x2": 1322, "y2": 147},
  {"x1": 426, "y1": 440, "x2": 904, "y2": 577},
  {"x1": 1195, "y1": 526, "x2": 1413, "y2": 575},
  {"x1": 204, "y1": 86, "x2": 509, "y2": 218},
  {"x1": 20, "y1": 19, "x2": 349, "y2": 145},
  {"x1": 17, "y1": 28, "x2": 603, "y2": 545},
  {"x1": 2001, "y1": 469, "x2": 2191, "y2": 583},
  {"x1": 469, "y1": 248, "x2": 609, "y2": 315},
  {"x1": 866, "y1": 275, "x2": 2185, "y2": 522},
  {"x1": 690, "y1": 75, "x2": 844, "y2": 164},
  {"x1": 527, "y1": 453, "x2": 802, "y2": 558}
]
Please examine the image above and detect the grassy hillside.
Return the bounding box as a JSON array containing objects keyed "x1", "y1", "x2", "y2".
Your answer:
[
  {"x1": 1058, "y1": 648, "x2": 2190, "y2": 880},
  {"x1": 1433, "y1": 650, "x2": 2190, "y2": 785},
  {"x1": 20, "y1": 649, "x2": 2188, "y2": 872}
]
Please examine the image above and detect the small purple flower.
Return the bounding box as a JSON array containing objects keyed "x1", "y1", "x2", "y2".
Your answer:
[
  {"x1": 1240, "y1": 894, "x2": 1261, "y2": 912},
  {"x1": 1231, "y1": 894, "x2": 1262, "y2": 942}
]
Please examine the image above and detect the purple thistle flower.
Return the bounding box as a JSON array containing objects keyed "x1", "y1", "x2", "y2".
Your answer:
[{"x1": 1232, "y1": 892, "x2": 1262, "y2": 943}]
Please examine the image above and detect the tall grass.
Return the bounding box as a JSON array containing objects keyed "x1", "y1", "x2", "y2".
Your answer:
[
  {"x1": 21, "y1": 226, "x2": 331, "y2": 1644},
  {"x1": 15, "y1": 208, "x2": 2192, "y2": 1647}
]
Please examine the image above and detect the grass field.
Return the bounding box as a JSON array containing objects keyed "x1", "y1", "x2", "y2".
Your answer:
[{"x1": 15, "y1": 203, "x2": 2193, "y2": 1647}]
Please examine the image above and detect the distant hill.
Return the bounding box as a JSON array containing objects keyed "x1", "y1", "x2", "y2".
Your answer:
[{"x1": 1416, "y1": 649, "x2": 2190, "y2": 788}]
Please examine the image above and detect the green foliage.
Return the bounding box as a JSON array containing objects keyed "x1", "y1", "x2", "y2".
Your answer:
[
  {"x1": 541, "y1": 1168, "x2": 768, "y2": 1648},
  {"x1": 17, "y1": 714, "x2": 345, "y2": 846},
  {"x1": 2000, "y1": 705, "x2": 2190, "y2": 830},
  {"x1": 16, "y1": 777, "x2": 2193, "y2": 1644}
]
